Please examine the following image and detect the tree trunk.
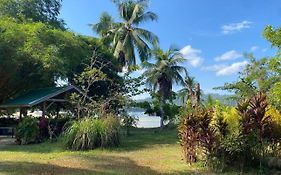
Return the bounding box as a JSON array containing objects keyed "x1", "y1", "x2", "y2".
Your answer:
[{"x1": 159, "y1": 95, "x2": 165, "y2": 130}]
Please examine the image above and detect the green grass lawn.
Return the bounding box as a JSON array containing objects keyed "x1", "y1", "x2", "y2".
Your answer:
[{"x1": 0, "y1": 128, "x2": 278, "y2": 175}]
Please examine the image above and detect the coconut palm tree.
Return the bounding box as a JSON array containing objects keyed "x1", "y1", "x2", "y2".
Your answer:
[
  {"x1": 178, "y1": 76, "x2": 202, "y2": 107},
  {"x1": 143, "y1": 47, "x2": 187, "y2": 129},
  {"x1": 178, "y1": 76, "x2": 196, "y2": 104},
  {"x1": 91, "y1": 0, "x2": 159, "y2": 70},
  {"x1": 90, "y1": 12, "x2": 116, "y2": 47}
]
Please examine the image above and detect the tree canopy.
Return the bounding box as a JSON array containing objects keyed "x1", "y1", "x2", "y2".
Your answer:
[
  {"x1": 0, "y1": 0, "x2": 64, "y2": 28},
  {"x1": 0, "y1": 17, "x2": 119, "y2": 104}
]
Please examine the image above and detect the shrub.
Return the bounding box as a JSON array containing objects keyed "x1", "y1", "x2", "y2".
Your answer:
[
  {"x1": 121, "y1": 112, "x2": 138, "y2": 136},
  {"x1": 39, "y1": 117, "x2": 49, "y2": 140},
  {"x1": 179, "y1": 92, "x2": 278, "y2": 172},
  {"x1": 63, "y1": 115, "x2": 120, "y2": 150},
  {"x1": 16, "y1": 117, "x2": 39, "y2": 144},
  {"x1": 178, "y1": 108, "x2": 200, "y2": 164},
  {"x1": 49, "y1": 118, "x2": 71, "y2": 139}
]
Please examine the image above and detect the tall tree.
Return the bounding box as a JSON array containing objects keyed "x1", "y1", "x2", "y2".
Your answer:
[
  {"x1": 90, "y1": 12, "x2": 115, "y2": 47},
  {"x1": 178, "y1": 76, "x2": 201, "y2": 106},
  {"x1": 0, "y1": 0, "x2": 64, "y2": 28},
  {"x1": 92, "y1": 0, "x2": 159, "y2": 70},
  {"x1": 0, "y1": 18, "x2": 119, "y2": 104},
  {"x1": 143, "y1": 47, "x2": 187, "y2": 129},
  {"x1": 263, "y1": 25, "x2": 281, "y2": 111}
]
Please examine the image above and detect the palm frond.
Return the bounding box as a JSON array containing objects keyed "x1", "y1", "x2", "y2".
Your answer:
[
  {"x1": 133, "y1": 11, "x2": 158, "y2": 25},
  {"x1": 135, "y1": 27, "x2": 159, "y2": 46},
  {"x1": 90, "y1": 12, "x2": 115, "y2": 37},
  {"x1": 131, "y1": 30, "x2": 150, "y2": 62}
]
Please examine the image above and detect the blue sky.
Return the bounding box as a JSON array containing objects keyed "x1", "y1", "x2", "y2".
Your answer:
[{"x1": 60, "y1": 0, "x2": 280, "y2": 99}]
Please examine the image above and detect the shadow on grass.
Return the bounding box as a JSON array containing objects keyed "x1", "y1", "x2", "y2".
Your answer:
[
  {"x1": 0, "y1": 140, "x2": 65, "y2": 153},
  {"x1": 0, "y1": 161, "x2": 95, "y2": 175},
  {"x1": 0, "y1": 155, "x2": 193, "y2": 175},
  {"x1": 58, "y1": 154, "x2": 198, "y2": 175}
]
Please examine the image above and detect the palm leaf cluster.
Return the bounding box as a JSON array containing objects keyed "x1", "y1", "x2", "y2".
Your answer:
[
  {"x1": 92, "y1": 0, "x2": 159, "y2": 69},
  {"x1": 144, "y1": 47, "x2": 187, "y2": 100},
  {"x1": 178, "y1": 76, "x2": 202, "y2": 105},
  {"x1": 143, "y1": 47, "x2": 187, "y2": 128}
]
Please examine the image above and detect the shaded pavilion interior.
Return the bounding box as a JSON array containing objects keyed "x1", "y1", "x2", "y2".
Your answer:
[{"x1": 0, "y1": 85, "x2": 82, "y2": 119}]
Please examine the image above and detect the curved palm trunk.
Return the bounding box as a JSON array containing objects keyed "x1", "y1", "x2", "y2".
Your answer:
[{"x1": 159, "y1": 95, "x2": 165, "y2": 129}]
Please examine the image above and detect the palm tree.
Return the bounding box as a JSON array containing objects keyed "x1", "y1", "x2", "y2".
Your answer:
[
  {"x1": 90, "y1": 12, "x2": 116, "y2": 47},
  {"x1": 143, "y1": 47, "x2": 187, "y2": 129},
  {"x1": 92, "y1": 0, "x2": 159, "y2": 70},
  {"x1": 178, "y1": 76, "x2": 196, "y2": 104},
  {"x1": 178, "y1": 76, "x2": 201, "y2": 107}
]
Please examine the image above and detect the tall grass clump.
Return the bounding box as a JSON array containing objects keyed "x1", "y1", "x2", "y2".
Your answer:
[{"x1": 63, "y1": 115, "x2": 120, "y2": 150}]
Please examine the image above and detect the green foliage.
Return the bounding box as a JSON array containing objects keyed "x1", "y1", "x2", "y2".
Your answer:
[
  {"x1": 121, "y1": 112, "x2": 138, "y2": 136},
  {"x1": 179, "y1": 106, "x2": 218, "y2": 165},
  {"x1": 217, "y1": 55, "x2": 280, "y2": 113},
  {"x1": 0, "y1": 18, "x2": 96, "y2": 103},
  {"x1": 178, "y1": 76, "x2": 202, "y2": 107},
  {"x1": 16, "y1": 117, "x2": 39, "y2": 144},
  {"x1": 179, "y1": 92, "x2": 281, "y2": 172},
  {"x1": 63, "y1": 115, "x2": 120, "y2": 150},
  {"x1": 92, "y1": 0, "x2": 159, "y2": 69},
  {"x1": 218, "y1": 25, "x2": 281, "y2": 113},
  {"x1": 0, "y1": 0, "x2": 64, "y2": 28},
  {"x1": 143, "y1": 47, "x2": 187, "y2": 128},
  {"x1": 0, "y1": 16, "x2": 119, "y2": 106},
  {"x1": 264, "y1": 25, "x2": 281, "y2": 54}
]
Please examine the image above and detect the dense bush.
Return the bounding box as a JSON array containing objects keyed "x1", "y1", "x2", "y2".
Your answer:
[
  {"x1": 39, "y1": 117, "x2": 71, "y2": 140},
  {"x1": 63, "y1": 115, "x2": 120, "y2": 150},
  {"x1": 16, "y1": 117, "x2": 39, "y2": 144},
  {"x1": 179, "y1": 92, "x2": 281, "y2": 172},
  {"x1": 49, "y1": 118, "x2": 71, "y2": 137}
]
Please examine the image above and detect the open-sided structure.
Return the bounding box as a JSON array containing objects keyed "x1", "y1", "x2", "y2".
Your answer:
[{"x1": 0, "y1": 85, "x2": 82, "y2": 119}]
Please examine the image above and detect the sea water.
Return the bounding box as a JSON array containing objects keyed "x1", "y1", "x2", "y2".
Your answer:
[{"x1": 127, "y1": 111, "x2": 161, "y2": 128}]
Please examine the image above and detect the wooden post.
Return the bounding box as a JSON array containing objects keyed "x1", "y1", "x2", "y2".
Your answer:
[
  {"x1": 19, "y1": 108, "x2": 22, "y2": 120},
  {"x1": 42, "y1": 102, "x2": 46, "y2": 118},
  {"x1": 56, "y1": 105, "x2": 60, "y2": 118}
]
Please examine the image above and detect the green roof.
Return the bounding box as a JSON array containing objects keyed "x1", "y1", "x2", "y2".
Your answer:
[{"x1": 0, "y1": 85, "x2": 78, "y2": 108}]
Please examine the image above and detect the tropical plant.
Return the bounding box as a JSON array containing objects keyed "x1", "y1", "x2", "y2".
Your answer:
[
  {"x1": 63, "y1": 115, "x2": 120, "y2": 150},
  {"x1": 217, "y1": 24, "x2": 281, "y2": 112},
  {"x1": 16, "y1": 117, "x2": 39, "y2": 144},
  {"x1": 178, "y1": 107, "x2": 199, "y2": 164},
  {"x1": 90, "y1": 12, "x2": 115, "y2": 46},
  {"x1": 121, "y1": 112, "x2": 138, "y2": 136},
  {"x1": 92, "y1": 0, "x2": 159, "y2": 70},
  {"x1": 178, "y1": 76, "x2": 201, "y2": 106},
  {"x1": 144, "y1": 47, "x2": 187, "y2": 129}
]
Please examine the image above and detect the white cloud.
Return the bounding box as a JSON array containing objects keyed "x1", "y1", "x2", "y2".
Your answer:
[
  {"x1": 250, "y1": 46, "x2": 259, "y2": 52},
  {"x1": 216, "y1": 61, "x2": 248, "y2": 76},
  {"x1": 180, "y1": 45, "x2": 204, "y2": 67},
  {"x1": 262, "y1": 48, "x2": 268, "y2": 52},
  {"x1": 201, "y1": 64, "x2": 227, "y2": 71},
  {"x1": 222, "y1": 21, "x2": 252, "y2": 34},
  {"x1": 215, "y1": 50, "x2": 243, "y2": 62}
]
